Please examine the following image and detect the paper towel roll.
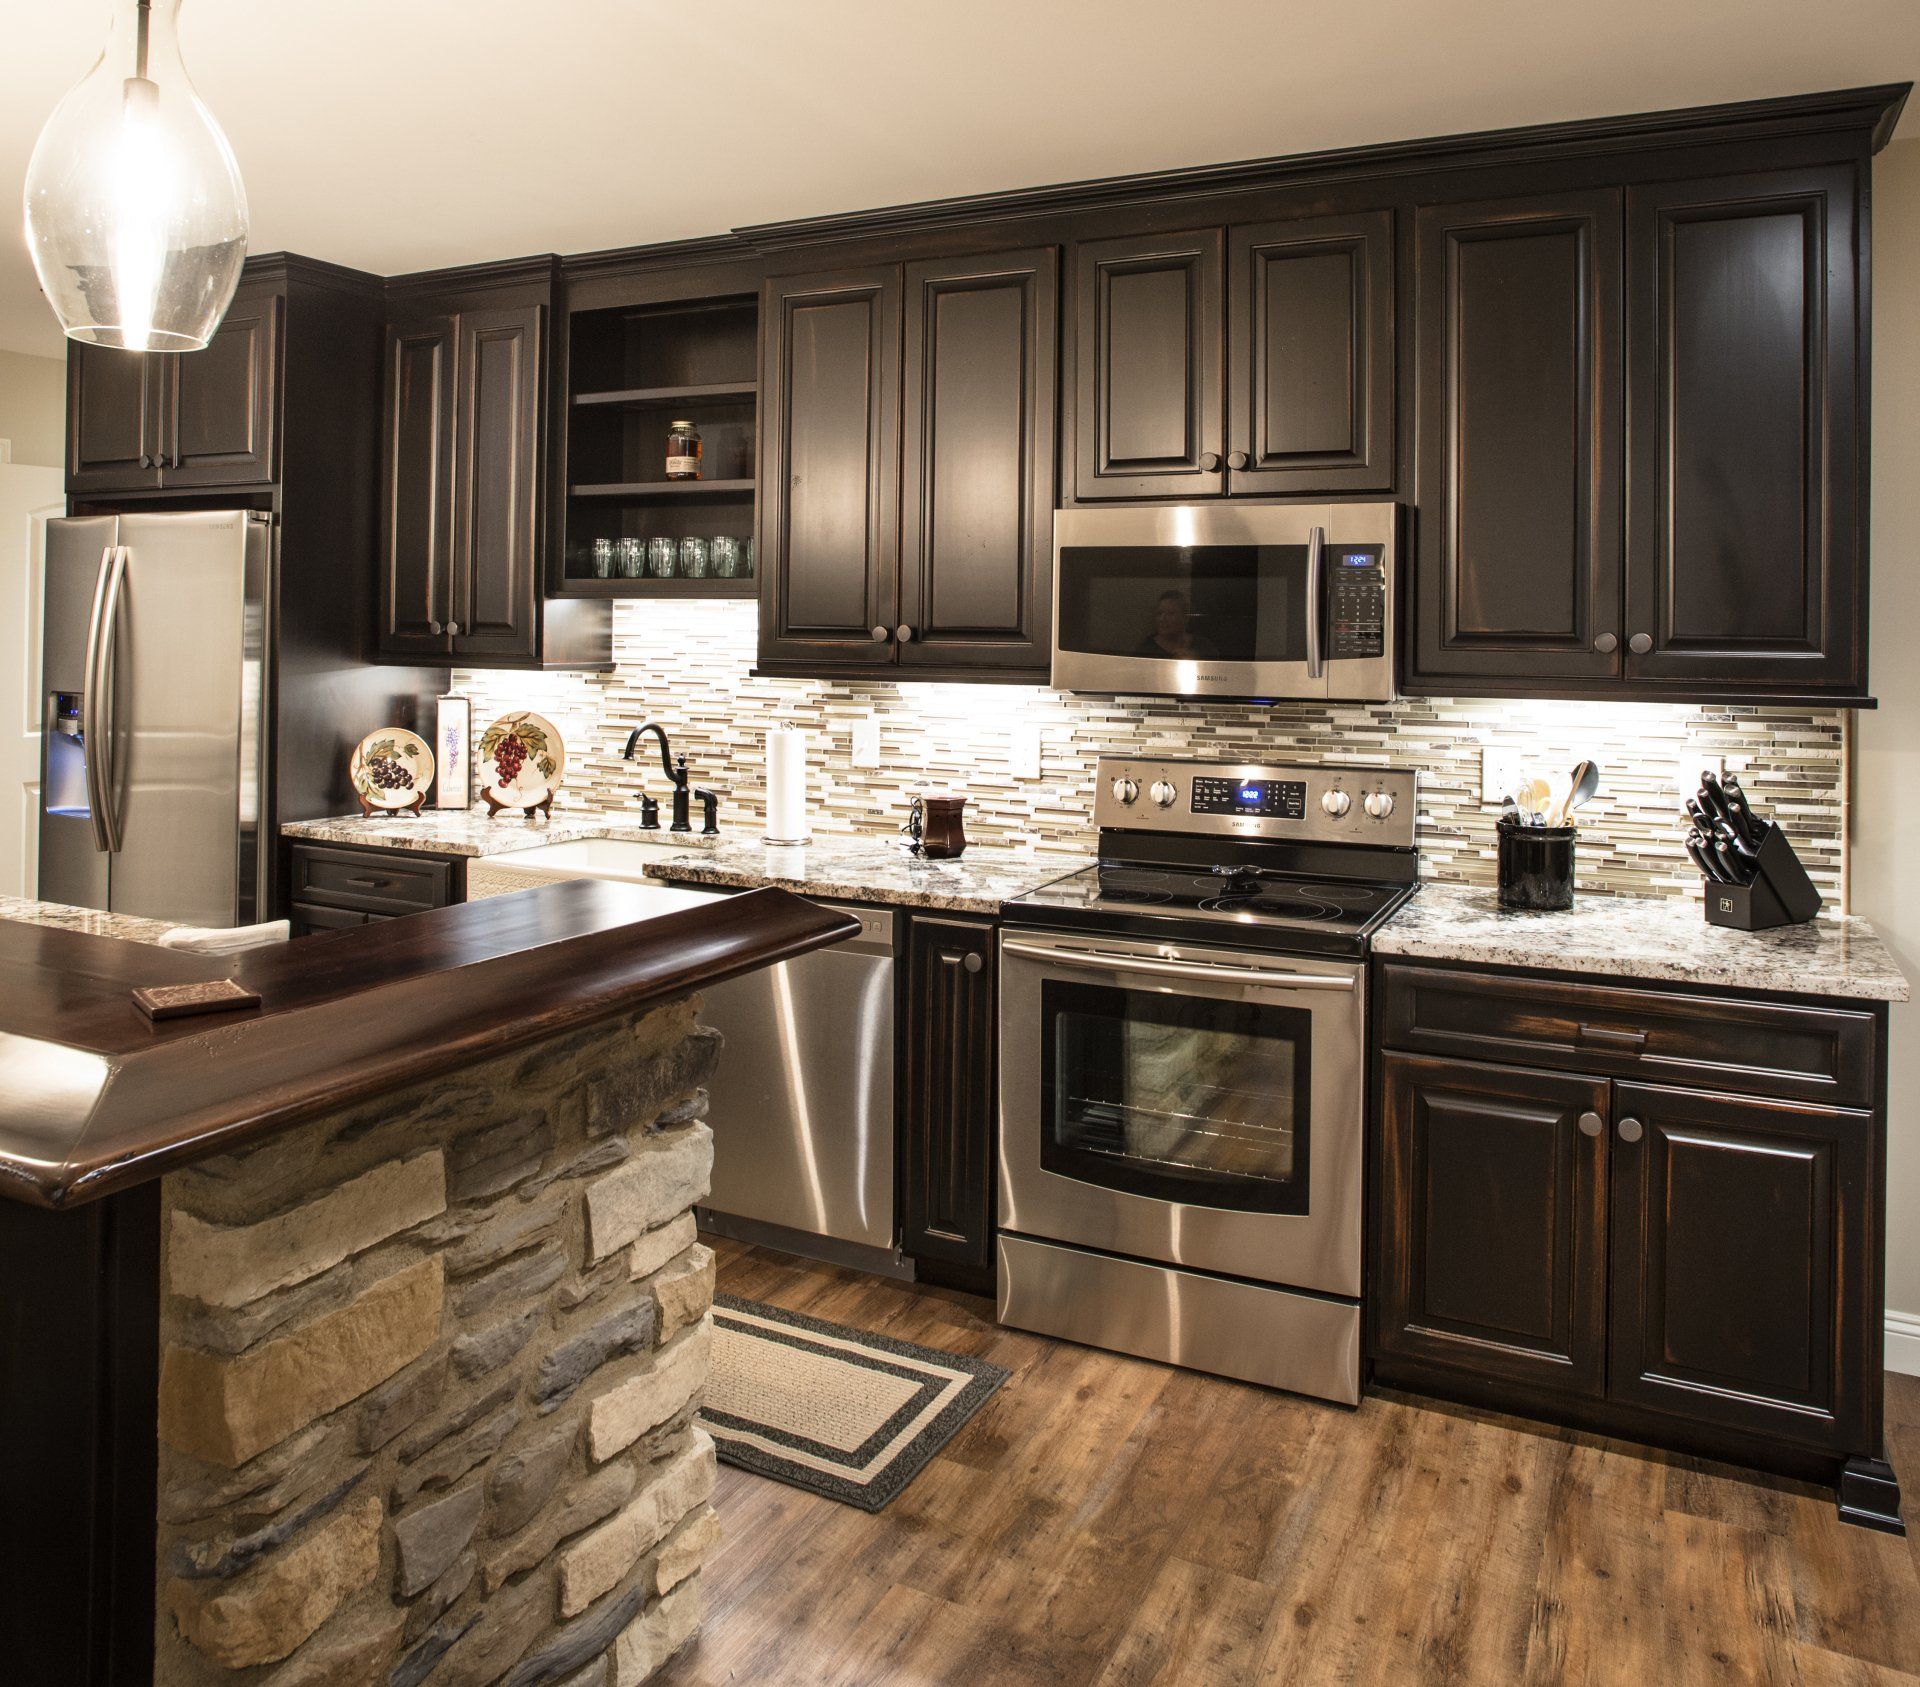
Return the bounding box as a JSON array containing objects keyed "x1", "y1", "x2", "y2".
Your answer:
[{"x1": 764, "y1": 726, "x2": 810, "y2": 843}]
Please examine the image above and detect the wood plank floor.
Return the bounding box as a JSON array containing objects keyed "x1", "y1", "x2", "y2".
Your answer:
[{"x1": 655, "y1": 1239, "x2": 1920, "y2": 1686}]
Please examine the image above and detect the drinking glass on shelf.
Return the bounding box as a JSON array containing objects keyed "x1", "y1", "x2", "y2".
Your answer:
[
  {"x1": 647, "y1": 537, "x2": 677, "y2": 578},
  {"x1": 590, "y1": 537, "x2": 615, "y2": 579},
  {"x1": 679, "y1": 537, "x2": 711, "y2": 578},
  {"x1": 616, "y1": 537, "x2": 645, "y2": 579},
  {"x1": 710, "y1": 536, "x2": 742, "y2": 578},
  {"x1": 741, "y1": 538, "x2": 754, "y2": 578}
]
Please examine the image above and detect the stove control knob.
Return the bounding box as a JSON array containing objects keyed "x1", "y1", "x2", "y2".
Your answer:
[
  {"x1": 1149, "y1": 779, "x2": 1178, "y2": 808},
  {"x1": 1364, "y1": 790, "x2": 1396, "y2": 819},
  {"x1": 1110, "y1": 777, "x2": 1139, "y2": 805},
  {"x1": 1320, "y1": 789, "x2": 1352, "y2": 818}
]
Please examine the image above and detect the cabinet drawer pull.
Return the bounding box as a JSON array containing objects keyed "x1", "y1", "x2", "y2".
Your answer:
[
  {"x1": 345, "y1": 876, "x2": 393, "y2": 889},
  {"x1": 1617, "y1": 1116, "x2": 1645, "y2": 1143},
  {"x1": 1578, "y1": 1022, "x2": 1648, "y2": 1050},
  {"x1": 1577, "y1": 1110, "x2": 1604, "y2": 1138}
]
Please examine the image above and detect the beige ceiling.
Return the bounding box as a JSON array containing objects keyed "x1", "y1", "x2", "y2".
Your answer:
[{"x1": 3, "y1": 0, "x2": 1918, "y2": 357}]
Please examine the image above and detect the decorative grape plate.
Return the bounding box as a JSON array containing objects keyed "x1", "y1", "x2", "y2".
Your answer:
[
  {"x1": 349, "y1": 727, "x2": 435, "y2": 814},
  {"x1": 478, "y1": 711, "x2": 567, "y2": 817}
]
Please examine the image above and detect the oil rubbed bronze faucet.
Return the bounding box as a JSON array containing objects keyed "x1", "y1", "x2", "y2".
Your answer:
[{"x1": 621, "y1": 722, "x2": 719, "y2": 835}]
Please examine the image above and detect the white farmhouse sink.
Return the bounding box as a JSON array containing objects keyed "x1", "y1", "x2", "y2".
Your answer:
[{"x1": 467, "y1": 836, "x2": 721, "y2": 913}]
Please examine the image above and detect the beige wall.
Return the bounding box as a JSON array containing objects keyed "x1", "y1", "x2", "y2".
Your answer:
[
  {"x1": 1859, "y1": 137, "x2": 1920, "y2": 1338},
  {"x1": 0, "y1": 348, "x2": 65, "y2": 467}
]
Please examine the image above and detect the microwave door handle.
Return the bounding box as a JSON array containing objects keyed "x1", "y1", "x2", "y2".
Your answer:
[
  {"x1": 1305, "y1": 524, "x2": 1326, "y2": 680},
  {"x1": 1000, "y1": 937, "x2": 1356, "y2": 992}
]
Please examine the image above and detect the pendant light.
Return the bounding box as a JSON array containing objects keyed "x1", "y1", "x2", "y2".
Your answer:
[{"x1": 22, "y1": 0, "x2": 248, "y2": 352}]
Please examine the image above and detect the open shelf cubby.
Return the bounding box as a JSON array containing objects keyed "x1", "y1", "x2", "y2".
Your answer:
[{"x1": 560, "y1": 294, "x2": 759, "y2": 596}]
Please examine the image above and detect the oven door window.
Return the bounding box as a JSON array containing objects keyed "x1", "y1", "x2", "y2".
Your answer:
[
  {"x1": 1039, "y1": 979, "x2": 1312, "y2": 1215},
  {"x1": 1055, "y1": 544, "x2": 1310, "y2": 663}
]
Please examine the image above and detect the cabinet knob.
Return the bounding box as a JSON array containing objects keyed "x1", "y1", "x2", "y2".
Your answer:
[
  {"x1": 1226, "y1": 450, "x2": 1249, "y2": 471},
  {"x1": 429, "y1": 620, "x2": 443, "y2": 635},
  {"x1": 1198, "y1": 451, "x2": 1221, "y2": 472},
  {"x1": 138, "y1": 453, "x2": 152, "y2": 469},
  {"x1": 1628, "y1": 632, "x2": 1653, "y2": 655},
  {"x1": 1593, "y1": 632, "x2": 1618, "y2": 654},
  {"x1": 870, "y1": 625, "x2": 891, "y2": 643},
  {"x1": 1577, "y1": 1110, "x2": 1605, "y2": 1138},
  {"x1": 1617, "y1": 1116, "x2": 1645, "y2": 1143},
  {"x1": 963, "y1": 952, "x2": 983, "y2": 974},
  {"x1": 446, "y1": 621, "x2": 460, "y2": 637},
  {"x1": 895, "y1": 624, "x2": 915, "y2": 643}
]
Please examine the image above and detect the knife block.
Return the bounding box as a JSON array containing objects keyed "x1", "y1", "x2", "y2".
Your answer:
[{"x1": 1701, "y1": 822, "x2": 1823, "y2": 931}]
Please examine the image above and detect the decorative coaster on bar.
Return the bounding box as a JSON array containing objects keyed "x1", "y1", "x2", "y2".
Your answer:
[{"x1": 131, "y1": 979, "x2": 264, "y2": 1022}]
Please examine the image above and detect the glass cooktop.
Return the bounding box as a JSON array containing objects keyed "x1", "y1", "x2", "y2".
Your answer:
[{"x1": 1004, "y1": 861, "x2": 1417, "y2": 956}]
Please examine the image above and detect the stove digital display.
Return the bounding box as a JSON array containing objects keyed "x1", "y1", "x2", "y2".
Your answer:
[{"x1": 1189, "y1": 776, "x2": 1306, "y2": 819}]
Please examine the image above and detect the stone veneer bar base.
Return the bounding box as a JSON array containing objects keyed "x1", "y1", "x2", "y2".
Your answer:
[{"x1": 151, "y1": 995, "x2": 725, "y2": 1687}]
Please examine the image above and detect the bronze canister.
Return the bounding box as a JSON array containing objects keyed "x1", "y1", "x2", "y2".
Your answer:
[{"x1": 906, "y1": 794, "x2": 969, "y2": 859}]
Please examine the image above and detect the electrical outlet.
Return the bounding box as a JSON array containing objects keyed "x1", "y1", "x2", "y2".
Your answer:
[
  {"x1": 1011, "y1": 721, "x2": 1043, "y2": 781},
  {"x1": 850, "y1": 715, "x2": 880, "y2": 769},
  {"x1": 1480, "y1": 746, "x2": 1523, "y2": 806}
]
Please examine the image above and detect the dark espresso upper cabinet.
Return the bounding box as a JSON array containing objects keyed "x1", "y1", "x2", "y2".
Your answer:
[
  {"x1": 1070, "y1": 228, "x2": 1224, "y2": 500},
  {"x1": 1623, "y1": 168, "x2": 1861, "y2": 693},
  {"x1": 898, "y1": 248, "x2": 1058, "y2": 673},
  {"x1": 758, "y1": 249, "x2": 1057, "y2": 680},
  {"x1": 1227, "y1": 210, "x2": 1394, "y2": 494},
  {"x1": 1412, "y1": 191, "x2": 1625, "y2": 685},
  {"x1": 1407, "y1": 162, "x2": 1870, "y2": 703},
  {"x1": 758, "y1": 265, "x2": 902, "y2": 668},
  {"x1": 67, "y1": 279, "x2": 281, "y2": 494},
  {"x1": 377, "y1": 265, "x2": 609, "y2": 670}
]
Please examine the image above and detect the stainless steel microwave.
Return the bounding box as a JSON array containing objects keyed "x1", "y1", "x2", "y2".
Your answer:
[{"x1": 1050, "y1": 502, "x2": 1397, "y2": 702}]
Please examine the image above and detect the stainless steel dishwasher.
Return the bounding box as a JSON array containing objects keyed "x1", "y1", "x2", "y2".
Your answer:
[{"x1": 677, "y1": 891, "x2": 900, "y2": 1272}]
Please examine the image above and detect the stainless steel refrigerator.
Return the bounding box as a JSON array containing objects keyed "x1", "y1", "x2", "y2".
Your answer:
[{"x1": 39, "y1": 510, "x2": 272, "y2": 929}]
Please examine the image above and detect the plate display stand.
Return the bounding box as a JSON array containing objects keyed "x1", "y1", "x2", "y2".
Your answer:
[
  {"x1": 483, "y1": 790, "x2": 555, "y2": 820},
  {"x1": 357, "y1": 790, "x2": 424, "y2": 818}
]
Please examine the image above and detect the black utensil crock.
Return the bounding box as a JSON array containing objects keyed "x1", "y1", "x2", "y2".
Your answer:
[{"x1": 1497, "y1": 817, "x2": 1576, "y2": 911}]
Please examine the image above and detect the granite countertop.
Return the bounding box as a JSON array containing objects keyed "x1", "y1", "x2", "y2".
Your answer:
[
  {"x1": 1376, "y1": 883, "x2": 1910, "y2": 1003},
  {"x1": 280, "y1": 805, "x2": 723, "y2": 859},
  {"x1": 637, "y1": 836, "x2": 1093, "y2": 914},
  {"x1": 0, "y1": 893, "x2": 178, "y2": 945}
]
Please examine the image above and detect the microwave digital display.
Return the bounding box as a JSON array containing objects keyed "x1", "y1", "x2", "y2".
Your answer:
[{"x1": 1190, "y1": 776, "x2": 1306, "y2": 819}]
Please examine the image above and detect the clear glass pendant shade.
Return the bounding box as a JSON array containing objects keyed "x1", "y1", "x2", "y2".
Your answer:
[{"x1": 23, "y1": 0, "x2": 248, "y2": 352}]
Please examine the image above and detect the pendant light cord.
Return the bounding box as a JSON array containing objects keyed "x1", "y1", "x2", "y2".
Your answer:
[{"x1": 134, "y1": 0, "x2": 151, "y2": 80}]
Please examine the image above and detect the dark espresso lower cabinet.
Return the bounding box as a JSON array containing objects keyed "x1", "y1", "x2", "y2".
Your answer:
[
  {"x1": 1372, "y1": 959, "x2": 1895, "y2": 1530},
  {"x1": 900, "y1": 914, "x2": 997, "y2": 1290}
]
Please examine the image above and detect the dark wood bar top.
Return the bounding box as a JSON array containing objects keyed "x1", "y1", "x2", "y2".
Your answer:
[{"x1": 0, "y1": 882, "x2": 858, "y2": 1210}]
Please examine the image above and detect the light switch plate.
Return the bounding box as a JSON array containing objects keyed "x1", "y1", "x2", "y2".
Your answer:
[
  {"x1": 1481, "y1": 746, "x2": 1523, "y2": 806},
  {"x1": 851, "y1": 715, "x2": 880, "y2": 769},
  {"x1": 1011, "y1": 721, "x2": 1043, "y2": 781}
]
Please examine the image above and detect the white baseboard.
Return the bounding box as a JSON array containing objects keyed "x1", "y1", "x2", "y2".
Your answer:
[{"x1": 1887, "y1": 1311, "x2": 1920, "y2": 1377}]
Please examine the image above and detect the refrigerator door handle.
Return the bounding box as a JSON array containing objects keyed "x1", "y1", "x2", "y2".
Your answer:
[{"x1": 83, "y1": 545, "x2": 129, "y2": 853}]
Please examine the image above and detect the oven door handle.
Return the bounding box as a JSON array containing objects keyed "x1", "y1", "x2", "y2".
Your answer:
[
  {"x1": 1000, "y1": 937, "x2": 1357, "y2": 992},
  {"x1": 1304, "y1": 523, "x2": 1326, "y2": 680}
]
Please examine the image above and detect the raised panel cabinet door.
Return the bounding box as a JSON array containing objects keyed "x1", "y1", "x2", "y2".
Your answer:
[
  {"x1": 897, "y1": 247, "x2": 1058, "y2": 672},
  {"x1": 1411, "y1": 191, "x2": 1624, "y2": 684},
  {"x1": 158, "y1": 286, "x2": 281, "y2": 487},
  {"x1": 1227, "y1": 210, "x2": 1394, "y2": 494},
  {"x1": 450, "y1": 304, "x2": 544, "y2": 663},
  {"x1": 1608, "y1": 1082, "x2": 1875, "y2": 1453},
  {"x1": 758, "y1": 266, "x2": 902, "y2": 667},
  {"x1": 66, "y1": 342, "x2": 163, "y2": 493},
  {"x1": 1374, "y1": 1052, "x2": 1609, "y2": 1398},
  {"x1": 1070, "y1": 228, "x2": 1224, "y2": 500},
  {"x1": 901, "y1": 915, "x2": 997, "y2": 1283},
  {"x1": 1624, "y1": 168, "x2": 1861, "y2": 693},
  {"x1": 377, "y1": 315, "x2": 458, "y2": 659}
]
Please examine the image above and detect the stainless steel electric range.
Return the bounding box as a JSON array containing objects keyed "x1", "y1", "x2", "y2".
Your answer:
[{"x1": 996, "y1": 755, "x2": 1419, "y2": 1405}]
